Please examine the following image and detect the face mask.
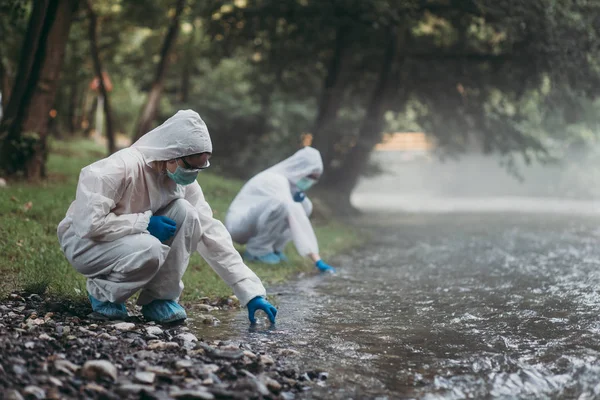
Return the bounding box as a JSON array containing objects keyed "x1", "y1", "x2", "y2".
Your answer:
[
  {"x1": 296, "y1": 177, "x2": 317, "y2": 191},
  {"x1": 167, "y1": 166, "x2": 199, "y2": 185}
]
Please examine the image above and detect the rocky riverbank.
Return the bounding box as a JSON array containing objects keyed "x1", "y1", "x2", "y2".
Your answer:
[{"x1": 0, "y1": 292, "x2": 327, "y2": 399}]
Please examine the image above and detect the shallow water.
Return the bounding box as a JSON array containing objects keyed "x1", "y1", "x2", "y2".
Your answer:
[{"x1": 191, "y1": 213, "x2": 600, "y2": 399}]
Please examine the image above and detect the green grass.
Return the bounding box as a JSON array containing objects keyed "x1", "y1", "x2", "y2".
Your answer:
[{"x1": 0, "y1": 138, "x2": 358, "y2": 303}]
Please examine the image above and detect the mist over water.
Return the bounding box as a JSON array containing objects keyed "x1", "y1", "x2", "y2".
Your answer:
[{"x1": 352, "y1": 151, "x2": 600, "y2": 215}]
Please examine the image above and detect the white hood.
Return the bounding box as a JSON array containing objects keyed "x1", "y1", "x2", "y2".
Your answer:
[
  {"x1": 132, "y1": 109, "x2": 212, "y2": 164},
  {"x1": 264, "y1": 147, "x2": 323, "y2": 185}
]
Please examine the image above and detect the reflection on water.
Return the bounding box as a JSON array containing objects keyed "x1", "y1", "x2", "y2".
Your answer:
[{"x1": 191, "y1": 213, "x2": 600, "y2": 399}]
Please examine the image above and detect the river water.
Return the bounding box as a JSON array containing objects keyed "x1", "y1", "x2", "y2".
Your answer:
[{"x1": 191, "y1": 211, "x2": 600, "y2": 399}]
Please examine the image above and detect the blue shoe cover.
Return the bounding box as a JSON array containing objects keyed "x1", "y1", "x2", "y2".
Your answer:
[
  {"x1": 141, "y1": 300, "x2": 187, "y2": 324},
  {"x1": 243, "y1": 250, "x2": 281, "y2": 264},
  {"x1": 88, "y1": 293, "x2": 128, "y2": 320},
  {"x1": 274, "y1": 251, "x2": 288, "y2": 262}
]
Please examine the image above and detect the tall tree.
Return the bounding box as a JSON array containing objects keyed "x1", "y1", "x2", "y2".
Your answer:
[
  {"x1": 0, "y1": 0, "x2": 79, "y2": 179},
  {"x1": 133, "y1": 0, "x2": 186, "y2": 141},
  {"x1": 85, "y1": 0, "x2": 116, "y2": 154}
]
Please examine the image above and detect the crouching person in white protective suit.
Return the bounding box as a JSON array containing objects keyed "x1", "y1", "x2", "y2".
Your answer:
[
  {"x1": 57, "y1": 110, "x2": 277, "y2": 324},
  {"x1": 225, "y1": 147, "x2": 336, "y2": 273}
]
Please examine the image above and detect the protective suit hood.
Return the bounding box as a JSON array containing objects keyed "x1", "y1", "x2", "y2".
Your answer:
[
  {"x1": 132, "y1": 110, "x2": 212, "y2": 164},
  {"x1": 264, "y1": 147, "x2": 323, "y2": 185}
]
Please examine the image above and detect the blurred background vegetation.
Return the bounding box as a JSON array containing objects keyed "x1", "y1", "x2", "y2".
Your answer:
[{"x1": 2, "y1": 0, "x2": 600, "y2": 212}]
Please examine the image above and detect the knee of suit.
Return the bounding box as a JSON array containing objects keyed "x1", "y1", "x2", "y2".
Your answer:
[{"x1": 167, "y1": 199, "x2": 201, "y2": 229}]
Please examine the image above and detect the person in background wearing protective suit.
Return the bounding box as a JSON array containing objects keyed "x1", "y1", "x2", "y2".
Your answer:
[
  {"x1": 225, "y1": 147, "x2": 336, "y2": 273},
  {"x1": 57, "y1": 110, "x2": 277, "y2": 324}
]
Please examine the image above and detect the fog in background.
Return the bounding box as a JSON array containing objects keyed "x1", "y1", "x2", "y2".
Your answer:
[{"x1": 352, "y1": 149, "x2": 600, "y2": 215}]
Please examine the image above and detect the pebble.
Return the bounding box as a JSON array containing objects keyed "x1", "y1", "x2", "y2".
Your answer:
[
  {"x1": 54, "y1": 359, "x2": 80, "y2": 376},
  {"x1": 243, "y1": 350, "x2": 257, "y2": 359},
  {"x1": 261, "y1": 375, "x2": 282, "y2": 392},
  {"x1": 279, "y1": 348, "x2": 300, "y2": 356},
  {"x1": 81, "y1": 360, "x2": 118, "y2": 382},
  {"x1": 24, "y1": 341, "x2": 35, "y2": 349},
  {"x1": 260, "y1": 354, "x2": 275, "y2": 365},
  {"x1": 196, "y1": 304, "x2": 214, "y2": 312},
  {"x1": 148, "y1": 340, "x2": 180, "y2": 351},
  {"x1": 48, "y1": 376, "x2": 63, "y2": 387},
  {"x1": 83, "y1": 383, "x2": 107, "y2": 393},
  {"x1": 4, "y1": 389, "x2": 25, "y2": 400},
  {"x1": 23, "y1": 385, "x2": 46, "y2": 399},
  {"x1": 98, "y1": 332, "x2": 118, "y2": 340},
  {"x1": 171, "y1": 389, "x2": 215, "y2": 400},
  {"x1": 145, "y1": 365, "x2": 173, "y2": 376},
  {"x1": 112, "y1": 322, "x2": 136, "y2": 331},
  {"x1": 175, "y1": 359, "x2": 194, "y2": 369},
  {"x1": 145, "y1": 326, "x2": 163, "y2": 336},
  {"x1": 176, "y1": 332, "x2": 198, "y2": 343},
  {"x1": 38, "y1": 333, "x2": 53, "y2": 341},
  {"x1": 134, "y1": 371, "x2": 156, "y2": 384},
  {"x1": 116, "y1": 383, "x2": 154, "y2": 395}
]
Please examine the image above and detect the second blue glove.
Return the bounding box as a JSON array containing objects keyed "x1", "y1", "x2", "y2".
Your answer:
[
  {"x1": 316, "y1": 259, "x2": 336, "y2": 274},
  {"x1": 247, "y1": 296, "x2": 277, "y2": 324},
  {"x1": 147, "y1": 215, "x2": 177, "y2": 242}
]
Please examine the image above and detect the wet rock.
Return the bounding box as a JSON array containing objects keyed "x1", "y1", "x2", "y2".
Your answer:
[
  {"x1": 196, "y1": 304, "x2": 214, "y2": 312},
  {"x1": 259, "y1": 354, "x2": 275, "y2": 365},
  {"x1": 82, "y1": 360, "x2": 118, "y2": 382},
  {"x1": 12, "y1": 364, "x2": 26, "y2": 376},
  {"x1": 281, "y1": 392, "x2": 296, "y2": 400},
  {"x1": 135, "y1": 371, "x2": 156, "y2": 384},
  {"x1": 171, "y1": 389, "x2": 215, "y2": 400},
  {"x1": 38, "y1": 333, "x2": 53, "y2": 341},
  {"x1": 148, "y1": 340, "x2": 180, "y2": 351},
  {"x1": 233, "y1": 376, "x2": 270, "y2": 396},
  {"x1": 145, "y1": 365, "x2": 173, "y2": 376},
  {"x1": 83, "y1": 383, "x2": 107, "y2": 393},
  {"x1": 278, "y1": 348, "x2": 300, "y2": 356},
  {"x1": 243, "y1": 350, "x2": 257, "y2": 359},
  {"x1": 23, "y1": 385, "x2": 46, "y2": 399},
  {"x1": 146, "y1": 326, "x2": 163, "y2": 336},
  {"x1": 54, "y1": 359, "x2": 80, "y2": 376},
  {"x1": 4, "y1": 389, "x2": 25, "y2": 400},
  {"x1": 98, "y1": 332, "x2": 118, "y2": 340},
  {"x1": 175, "y1": 359, "x2": 194, "y2": 369},
  {"x1": 112, "y1": 322, "x2": 136, "y2": 331},
  {"x1": 24, "y1": 341, "x2": 35, "y2": 349},
  {"x1": 116, "y1": 383, "x2": 154, "y2": 395},
  {"x1": 48, "y1": 376, "x2": 63, "y2": 387},
  {"x1": 176, "y1": 332, "x2": 198, "y2": 343},
  {"x1": 197, "y1": 343, "x2": 244, "y2": 360},
  {"x1": 260, "y1": 375, "x2": 282, "y2": 393}
]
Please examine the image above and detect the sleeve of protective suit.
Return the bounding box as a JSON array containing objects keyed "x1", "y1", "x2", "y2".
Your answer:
[
  {"x1": 288, "y1": 201, "x2": 319, "y2": 256},
  {"x1": 300, "y1": 196, "x2": 313, "y2": 217},
  {"x1": 185, "y1": 182, "x2": 266, "y2": 306},
  {"x1": 71, "y1": 159, "x2": 152, "y2": 242}
]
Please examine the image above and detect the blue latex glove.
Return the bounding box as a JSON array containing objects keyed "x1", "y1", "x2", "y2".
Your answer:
[
  {"x1": 316, "y1": 259, "x2": 336, "y2": 273},
  {"x1": 247, "y1": 296, "x2": 277, "y2": 324},
  {"x1": 293, "y1": 191, "x2": 306, "y2": 202},
  {"x1": 147, "y1": 215, "x2": 177, "y2": 242}
]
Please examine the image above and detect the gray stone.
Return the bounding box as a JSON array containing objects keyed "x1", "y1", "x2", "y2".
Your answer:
[
  {"x1": 24, "y1": 341, "x2": 35, "y2": 349},
  {"x1": 259, "y1": 354, "x2": 275, "y2": 365},
  {"x1": 135, "y1": 371, "x2": 156, "y2": 384},
  {"x1": 176, "y1": 332, "x2": 198, "y2": 343},
  {"x1": 117, "y1": 384, "x2": 155, "y2": 395},
  {"x1": 261, "y1": 375, "x2": 282, "y2": 392},
  {"x1": 4, "y1": 389, "x2": 25, "y2": 400},
  {"x1": 54, "y1": 359, "x2": 80, "y2": 376},
  {"x1": 279, "y1": 348, "x2": 300, "y2": 356},
  {"x1": 148, "y1": 340, "x2": 180, "y2": 351},
  {"x1": 48, "y1": 376, "x2": 63, "y2": 387},
  {"x1": 175, "y1": 359, "x2": 194, "y2": 369},
  {"x1": 81, "y1": 360, "x2": 118, "y2": 382},
  {"x1": 171, "y1": 389, "x2": 215, "y2": 400},
  {"x1": 146, "y1": 326, "x2": 163, "y2": 336},
  {"x1": 112, "y1": 322, "x2": 136, "y2": 331},
  {"x1": 23, "y1": 385, "x2": 45, "y2": 399}
]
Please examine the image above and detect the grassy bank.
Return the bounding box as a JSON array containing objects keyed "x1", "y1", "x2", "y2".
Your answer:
[{"x1": 0, "y1": 139, "x2": 358, "y2": 303}]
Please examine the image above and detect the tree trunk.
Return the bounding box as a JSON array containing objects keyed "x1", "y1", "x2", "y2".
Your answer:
[
  {"x1": 133, "y1": 0, "x2": 185, "y2": 141},
  {"x1": 85, "y1": 0, "x2": 116, "y2": 154},
  {"x1": 0, "y1": 0, "x2": 78, "y2": 180},
  {"x1": 311, "y1": 25, "x2": 352, "y2": 169},
  {"x1": 325, "y1": 27, "x2": 402, "y2": 212}
]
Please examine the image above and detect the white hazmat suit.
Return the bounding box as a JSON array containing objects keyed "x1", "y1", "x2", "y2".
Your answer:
[
  {"x1": 225, "y1": 147, "x2": 323, "y2": 257},
  {"x1": 57, "y1": 110, "x2": 266, "y2": 307}
]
